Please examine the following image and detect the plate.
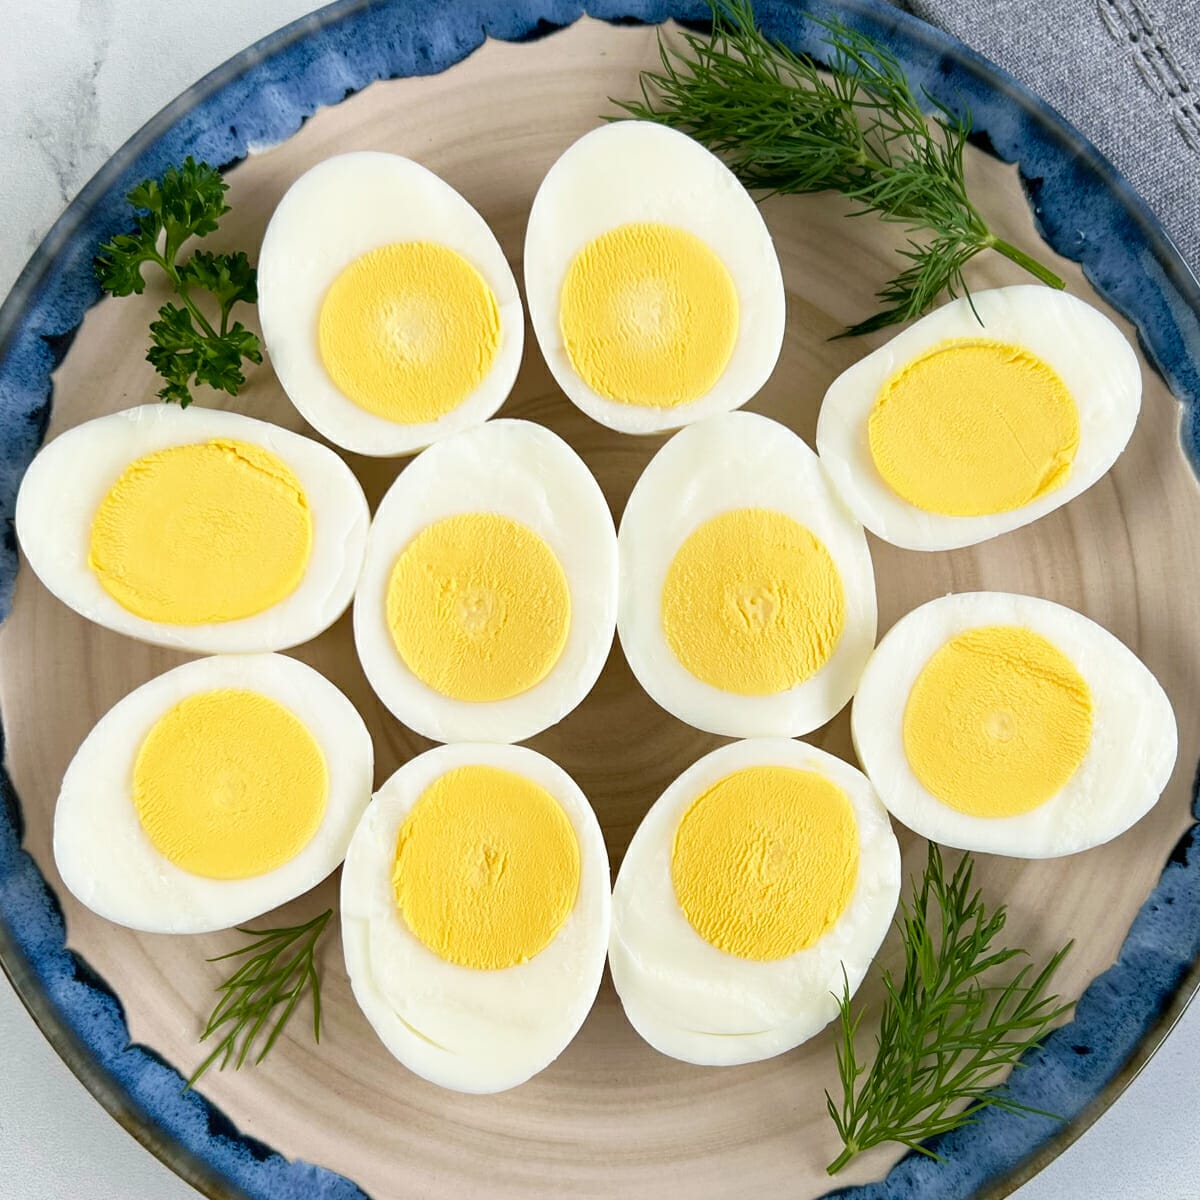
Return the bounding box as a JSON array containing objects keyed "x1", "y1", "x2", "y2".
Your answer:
[{"x1": 2, "y1": 3, "x2": 1200, "y2": 1198}]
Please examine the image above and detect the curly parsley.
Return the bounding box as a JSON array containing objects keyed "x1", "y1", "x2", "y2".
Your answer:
[{"x1": 95, "y1": 157, "x2": 261, "y2": 407}]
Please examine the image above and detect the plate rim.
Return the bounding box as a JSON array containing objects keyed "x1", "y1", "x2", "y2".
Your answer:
[{"x1": 1, "y1": 2, "x2": 1199, "y2": 1198}]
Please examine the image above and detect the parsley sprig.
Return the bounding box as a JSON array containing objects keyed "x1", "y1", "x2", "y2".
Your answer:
[
  {"x1": 186, "y1": 908, "x2": 332, "y2": 1089},
  {"x1": 95, "y1": 158, "x2": 261, "y2": 406},
  {"x1": 826, "y1": 845, "x2": 1072, "y2": 1173},
  {"x1": 617, "y1": 1, "x2": 1066, "y2": 335}
]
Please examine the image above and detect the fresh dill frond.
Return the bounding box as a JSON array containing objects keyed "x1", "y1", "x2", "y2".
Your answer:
[
  {"x1": 616, "y1": 0, "x2": 1065, "y2": 335},
  {"x1": 825, "y1": 845, "x2": 1072, "y2": 1173},
  {"x1": 95, "y1": 157, "x2": 261, "y2": 406},
  {"x1": 185, "y1": 907, "x2": 333, "y2": 1090}
]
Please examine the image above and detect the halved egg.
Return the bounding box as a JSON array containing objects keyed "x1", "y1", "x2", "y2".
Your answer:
[
  {"x1": 618, "y1": 411, "x2": 876, "y2": 738},
  {"x1": 54, "y1": 654, "x2": 374, "y2": 934},
  {"x1": 258, "y1": 152, "x2": 523, "y2": 457},
  {"x1": 340, "y1": 743, "x2": 610, "y2": 1093},
  {"x1": 524, "y1": 121, "x2": 785, "y2": 434},
  {"x1": 851, "y1": 592, "x2": 1177, "y2": 857},
  {"x1": 816, "y1": 286, "x2": 1141, "y2": 551},
  {"x1": 609, "y1": 738, "x2": 900, "y2": 1066},
  {"x1": 16, "y1": 405, "x2": 368, "y2": 652},
  {"x1": 354, "y1": 418, "x2": 617, "y2": 743}
]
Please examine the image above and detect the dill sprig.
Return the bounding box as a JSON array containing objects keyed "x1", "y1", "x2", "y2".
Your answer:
[
  {"x1": 185, "y1": 907, "x2": 333, "y2": 1090},
  {"x1": 616, "y1": 0, "x2": 1065, "y2": 335},
  {"x1": 825, "y1": 845, "x2": 1072, "y2": 1174}
]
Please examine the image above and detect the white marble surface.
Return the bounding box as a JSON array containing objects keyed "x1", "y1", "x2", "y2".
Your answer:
[{"x1": 1, "y1": 2, "x2": 1199, "y2": 1198}]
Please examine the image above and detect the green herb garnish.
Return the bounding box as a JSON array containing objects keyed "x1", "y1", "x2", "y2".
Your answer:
[
  {"x1": 826, "y1": 845, "x2": 1072, "y2": 1174},
  {"x1": 186, "y1": 907, "x2": 332, "y2": 1089},
  {"x1": 616, "y1": 0, "x2": 1065, "y2": 335},
  {"x1": 95, "y1": 157, "x2": 261, "y2": 407}
]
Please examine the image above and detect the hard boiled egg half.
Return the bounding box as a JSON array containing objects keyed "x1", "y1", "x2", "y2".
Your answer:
[
  {"x1": 54, "y1": 654, "x2": 374, "y2": 934},
  {"x1": 340, "y1": 743, "x2": 610, "y2": 1093},
  {"x1": 852, "y1": 593, "x2": 1177, "y2": 857},
  {"x1": 354, "y1": 419, "x2": 617, "y2": 743},
  {"x1": 525, "y1": 122, "x2": 785, "y2": 434},
  {"x1": 817, "y1": 286, "x2": 1141, "y2": 550},
  {"x1": 618, "y1": 411, "x2": 876, "y2": 738},
  {"x1": 610, "y1": 739, "x2": 900, "y2": 1066},
  {"x1": 258, "y1": 152, "x2": 523, "y2": 457},
  {"x1": 16, "y1": 405, "x2": 368, "y2": 652}
]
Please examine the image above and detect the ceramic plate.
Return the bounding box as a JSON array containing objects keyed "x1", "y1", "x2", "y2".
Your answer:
[{"x1": 2, "y1": 2, "x2": 1199, "y2": 1198}]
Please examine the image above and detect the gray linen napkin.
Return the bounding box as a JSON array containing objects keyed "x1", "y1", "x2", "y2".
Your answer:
[{"x1": 892, "y1": 0, "x2": 1200, "y2": 275}]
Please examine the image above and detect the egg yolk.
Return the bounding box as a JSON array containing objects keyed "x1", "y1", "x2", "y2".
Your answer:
[
  {"x1": 386, "y1": 513, "x2": 571, "y2": 702},
  {"x1": 671, "y1": 766, "x2": 859, "y2": 960},
  {"x1": 132, "y1": 689, "x2": 328, "y2": 879},
  {"x1": 88, "y1": 439, "x2": 312, "y2": 625},
  {"x1": 558, "y1": 222, "x2": 738, "y2": 408},
  {"x1": 393, "y1": 766, "x2": 580, "y2": 970},
  {"x1": 868, "y1": 338, "x2": 1080, "y2": 516},
  {"x1": 318, "y1": 241, "x2": 501, "y2": 424},
  {"x1": 661, "y1": 508, "x2": 845, "y2": 695},
  {"x1": 904, "y1": 625, "x2": 1094, "y2": 818}
]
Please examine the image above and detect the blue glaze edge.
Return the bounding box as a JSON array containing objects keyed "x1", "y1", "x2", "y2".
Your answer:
[{"x1": 0, "y1": 2, "x2": 1198, "y2": 1198}]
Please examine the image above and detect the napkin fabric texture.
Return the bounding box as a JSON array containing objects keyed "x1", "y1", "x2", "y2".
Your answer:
[{"x1": 895, "y1": 0, "x2": 1200, "y2": 275}]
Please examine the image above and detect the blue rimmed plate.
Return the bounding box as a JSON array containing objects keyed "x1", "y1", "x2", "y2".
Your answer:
[{"x1": 2, "y1": 2, "x2": 1199, "y2": 1198}]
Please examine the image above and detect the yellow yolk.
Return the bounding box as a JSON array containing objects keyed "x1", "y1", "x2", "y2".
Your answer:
[
  {"x1": 392, "y1": 766, "x2": 581, "y2": 970},
  {"x1": 132, "y1": 689, "x2": 328, "y2": 879},
  {"x1": 88, "y1": 439, "x2": 312, "y2": 625},
  {"x1": 904, "y1": 625, "x2": 1094, "y2": 818},
  {"x1": 386, "y1": 513, "x2": 571, "y2": 703},
  {"x1": 558, "y1": 222, "x2": 738, "y2": 408},
  {"x1": 868, "y1": 338, "x2": 1080, "y2": 516},
  {"x1": 661, "y1": 508, "x2": 846, "y2": 695},
  {"x1": 318, "y1": 241, "x2": 501, "y2": 424},
  {"x1": 671, "y1": 766, "x2": 859, "y2": 960}
]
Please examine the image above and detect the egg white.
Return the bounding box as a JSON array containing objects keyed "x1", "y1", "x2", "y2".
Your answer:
[
  {"x1": 340, "y1": 742, "x2": 611, "y2": 1094},
  {"x1": 15, "y1": 405, "x2": 369, "y2": 653},
  {"x1": 353, "y1": 418, "x2": 617, "y2": 744},
  {"x1": 524, "y1": 121, "x2": 786, "y2": 434},
  {"x1": 618, "y1": 411, "x2": 877, "y2": 738},
  {"x1": 816, "y1": 286, "x2": 1141, "y2": 551},
  {"x1": 609, "y1": 738, "x2": 900, "y2": 1067},
  {"x1": 257, "y1": 152, "x2": 523, "y2": 457},
  {"x1": 53, "y1": 654, "x2": 374, "y2": 935},
  {"x1": 851, "y1": 592, "x2": 1178, "y2": 857}
]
